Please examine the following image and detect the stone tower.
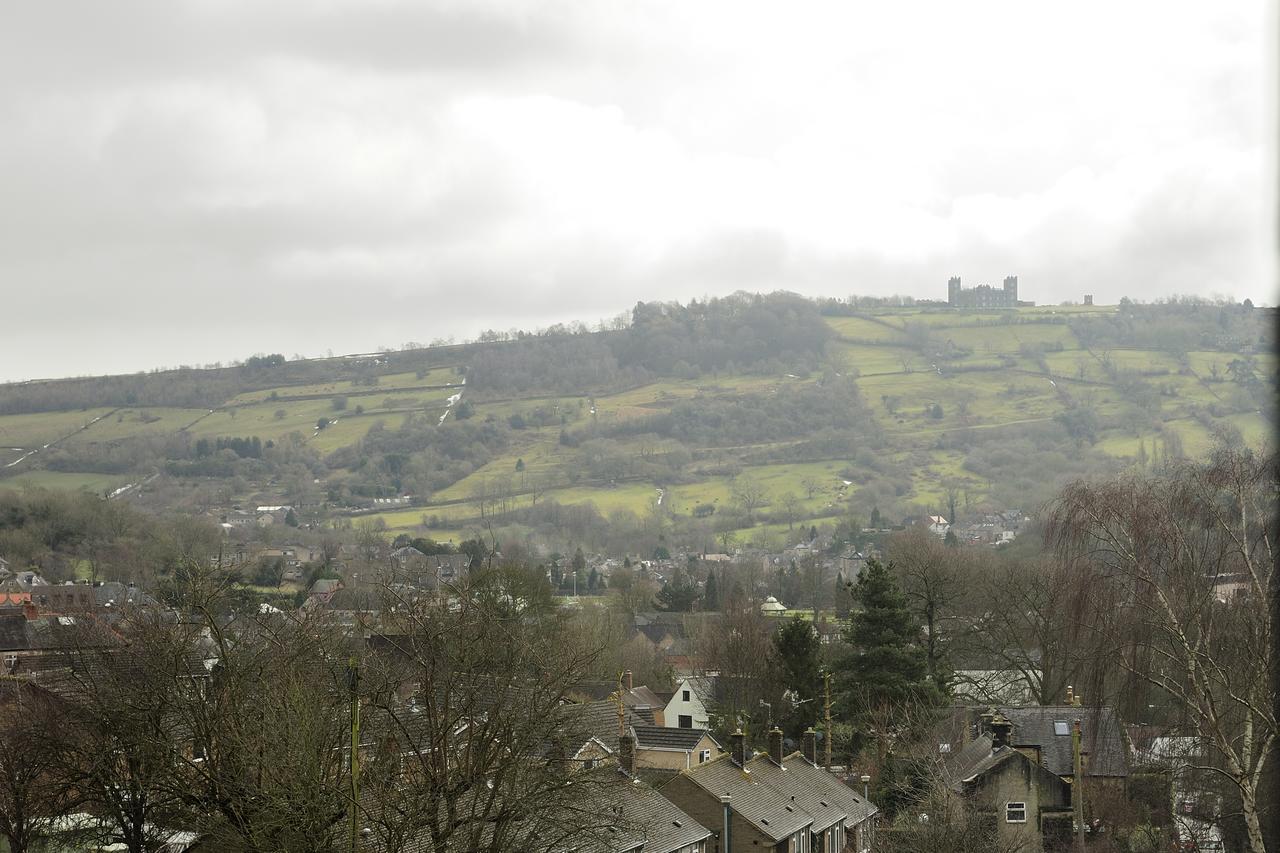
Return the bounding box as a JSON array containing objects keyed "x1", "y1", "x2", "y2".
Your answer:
[
  {"x1": 1003, "y1": 275, "x2": 1018, "y2": 303},
  {"x1": 948, "y1": 276, "x2": 962, "y2": 306}
]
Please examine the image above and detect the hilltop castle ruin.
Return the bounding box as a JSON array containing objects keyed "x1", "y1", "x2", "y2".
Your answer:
[{"x1": 947, "y1": 275, "x2": 1021, "y2": 308}]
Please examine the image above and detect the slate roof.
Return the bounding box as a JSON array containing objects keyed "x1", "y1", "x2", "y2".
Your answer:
[
  {"x1": 563, "y1": 699, "x2": 655, "y2": 751},
  {"x1": 778, "y1": 754, "x2": 877, "y2": 827},
  {"x1": 744, "y1": 754, "x2": 846, "y2": 833},
  {"x1": 624, "y1": 686, "x2": 666, "y2": 710},
  {"x1": 1000, "y1": 705, "x2": 1129, "y2": 778},
  {"x1": 574, "y1": 777, "x2": 712, "y2": 853},
  {"x1": 666, "y1": 753, "x2": 813, "y2": 842},
  {"x1": 632, "y1": 725, "x2": 716, "y2": 752},
  {"x1": 94, "y1": 582, "x2": 161, "y2": 608}
]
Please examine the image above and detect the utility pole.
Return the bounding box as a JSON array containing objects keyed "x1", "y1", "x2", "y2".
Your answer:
[
  {"x1": 348, "y1": 658, "x2": 361, "y2": 853},
  {"x1": 823, "y1": 670, "x2": 832, "y2": 770},
  {"x1": 1072, "y1": 718, "x2": 1085, "y2": 853}
]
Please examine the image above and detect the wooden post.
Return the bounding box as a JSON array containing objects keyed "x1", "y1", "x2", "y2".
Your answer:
[
  {"x1": 824, "y1": 670, "x2": 832, "y2": 770},
  {"x1": 1073, "y1": 718, "x2": 1085, "y2": 853},
  {"x1": 348, "y1": 658, "x2": 361, "y2": 853},
  {"x1": 616, "y1": 671, "x2": 625, "y2": 739}
]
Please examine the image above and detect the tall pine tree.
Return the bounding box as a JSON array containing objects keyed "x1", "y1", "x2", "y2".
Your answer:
[
  {"x1": 774, "y1": 616, "x2": 822, "y2": 735},
  {"x1": 836, "y1": 559, "x2": 941, "y2": 738},
  {"x1": 703, "y1": 569, "x2": 720, "y2": 611}
]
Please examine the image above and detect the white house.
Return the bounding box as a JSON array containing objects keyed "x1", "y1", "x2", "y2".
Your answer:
[
  {"x1": 664, "y1": 676, "x2": 714, "y2": 729},
  {"x1": 927, "y1": 515, "x2": 950, "y2": 536}
]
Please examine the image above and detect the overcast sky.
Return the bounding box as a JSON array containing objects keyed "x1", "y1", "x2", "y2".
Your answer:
[{"x1": 0, "y1": 1, "x2": 1273, "y2": 381}]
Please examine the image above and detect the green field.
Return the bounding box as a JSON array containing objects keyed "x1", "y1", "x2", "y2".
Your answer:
[
  {"x1": 228, "y1": 367, "x2": 462, "y2": 405},
  {"x1": 0, "y1": 408, "x2": 116, "y2": 448},
  {"x1": 0, "y1": 470, "x2": 126, "y2": 493}
]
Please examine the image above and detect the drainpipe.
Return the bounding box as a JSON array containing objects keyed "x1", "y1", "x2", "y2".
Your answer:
[{"x1": 721, "y1": 795, "x2": 731, "y2": 852}]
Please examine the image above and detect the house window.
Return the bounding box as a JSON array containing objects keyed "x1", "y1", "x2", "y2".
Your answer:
[
  {"x1": 678, "y1": 714, "x2": 693, "y2": 728},
  {"x1": 1006, "y1": 802, "x2": 1027, "y2": 823},
  {"x1": 699, "y1": 749, "x2": 711, "y2": 763},
  {"x1": 682, "y1": 689, "x2": 690, "y2": 702},
  {"x1": 1054, "y1": 720, "x2": 1070, "y2": 736}
]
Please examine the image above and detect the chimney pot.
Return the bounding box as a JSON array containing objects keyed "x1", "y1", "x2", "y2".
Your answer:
[
  {"x1": 730, "y1": 729, "x2": 746, "y2": 767},
  {"x1": 802, "y1": 728, "x2": 818, "y2": 765},
  {"x1": 990, "y1": 712, "x2": 1013, "y2": 751},
  {"x1": 623, "y1": 670, "x2": 633, "y2": 691},
  {"x1": 768, "y1": 727, "x2": 784, "y2": 765},
  {"x1": 1066, "y1": 685, "x2": 1074, "y2": 704}
]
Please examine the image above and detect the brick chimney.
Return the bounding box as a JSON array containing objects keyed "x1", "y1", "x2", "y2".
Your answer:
[
  {"x1": 768, "y1": 727, "x2": 784, "y2": 765},
  {"x1": 623, "y1": 670, "x2": 633, "y2": 692},
  {"x1": 802, "y1": 728, "x2": 818, "y2": 765},
  {"x1": 990, "y1": 712, "x2": 1013, "y2": 750},
  {"x1": 730, "y1": 729, "x2": 746, "y2": 766},
  {"x1": 22, "y1": 601, "x2": 37, "y2": 620},
  {"x1": 619, "y1": 728, "x2": 636, "y2": 776}
]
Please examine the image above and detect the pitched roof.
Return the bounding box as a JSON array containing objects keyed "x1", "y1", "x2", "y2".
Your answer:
[
  {"x1": 632, "y1": 725, "x2": 716, "y2": 753},
  {"x1": 743, "y1": 754, "x2": 846, "y2": 833},
  {"x1": 563, "y1": 699, "x2": 654, "y2": 751},
  {"x1": 623, "y1": 686, "x2": 666, "y2": 710},
  {"x1": 667, "y1": 753, "x2": 812, "y2": 842},
  {"x1": 673, "y1": 676, "x2": 715, "y2": 702},
  {"x1": 778, "y1": 754, "x2": 877, "y2": 827},
  {"x1": 999, "y1": 705, "x2": 1129, "y2": 778},
  {"x1": 575, "y1": 778, "x2": 712, "y2": 853}
]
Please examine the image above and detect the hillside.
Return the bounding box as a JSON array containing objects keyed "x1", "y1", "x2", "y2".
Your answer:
[{"x1": 0, "y1": 294, "x2": 1272, "y2": 554}]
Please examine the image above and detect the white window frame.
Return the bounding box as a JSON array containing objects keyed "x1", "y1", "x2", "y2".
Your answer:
[
  {"x1": 1006, "y1": 802, "x2": 1027, "y2": 823},
  {"x1": 699, "y1": 749, "x2": 711, "y2": 763}
]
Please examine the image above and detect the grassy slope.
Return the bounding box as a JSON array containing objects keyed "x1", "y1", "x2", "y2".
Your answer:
[{"x1": 2, "y1": 305, "x2": 1271, "y2": 540}]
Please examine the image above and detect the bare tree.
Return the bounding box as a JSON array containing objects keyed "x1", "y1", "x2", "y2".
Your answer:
[
  {"x1": 358, "y1": 576, "x2": 621, "y2": 853},
  {"x1": 731, "y1": 477, "x2": 768, "y2": 522},
  {"x1": 888, "y1": 528, "x2": 970, "y2": 694},
  {"x1": 779, "y1": 491, "x2": 801, "y2": 532},
  {"x1": 0, "y1": 681, "x2": 76, "y2": 853},
  {"x1": 1047, "y1": 445, "x2": 1276, "y2": 853},
  {"x1": 801, "y1": 476, "x2": 821, "y2": 500},
  {"x1": 959, "y1": 555, "x2": 1096, "y2": 707}
]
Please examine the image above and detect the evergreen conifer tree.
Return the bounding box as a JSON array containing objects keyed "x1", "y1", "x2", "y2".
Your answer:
[
  {"x1": 836, "y1": 560, "x2": 941, "y2": 738},
  {"x1": 703, "y1": 569, "x2": 720, "y2": 611}
]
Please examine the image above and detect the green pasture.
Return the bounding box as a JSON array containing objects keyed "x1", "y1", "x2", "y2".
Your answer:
[
  {"x1": 1042, "y1": 351, "x2": 1109, "y2": 382},
  {"x1": 831, "y1": 342, "x2": 929, "y2": 376},
  {"x1": 228, "y1": 367, "x2": 462, "y2": 405},
  {"x1": 824, "y1": 316, "x2": 910, "y2": 342},
  {"x1": 0, "y1": 470, "x2": 125, "y2": 494},
  {"x1": 938, "y1": 323, "x2": 1078, "y2": 355},
  {"x1": 61, "y1": 407, "x2": 210, "y2": 446},
  {"x1": 1100, "y1": 349, "x2": 1183, "y2": 374},
  {"x1": 184, "y1": 399, "x2": 338, "y2": 442},
  {"x1": 0, "y1": 408, "x2": 115, "y2": 449},
  {"x1": 184, "y1": 391, "x2": 449, "y2": 446},
  {"x1": 858, "y1": 370, "x2": 1064, "y2": 434}
]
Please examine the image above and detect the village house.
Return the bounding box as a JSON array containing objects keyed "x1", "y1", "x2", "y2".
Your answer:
[
  {"x1": 942, "y1": 712, "x2": 1075, "y2": 852},
  {"x1": 631, "y1": 725, "x2": 720, "y2": 773},
  {"x1": 665, "y1": 676, "x2": 714, "y2": 730}
]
